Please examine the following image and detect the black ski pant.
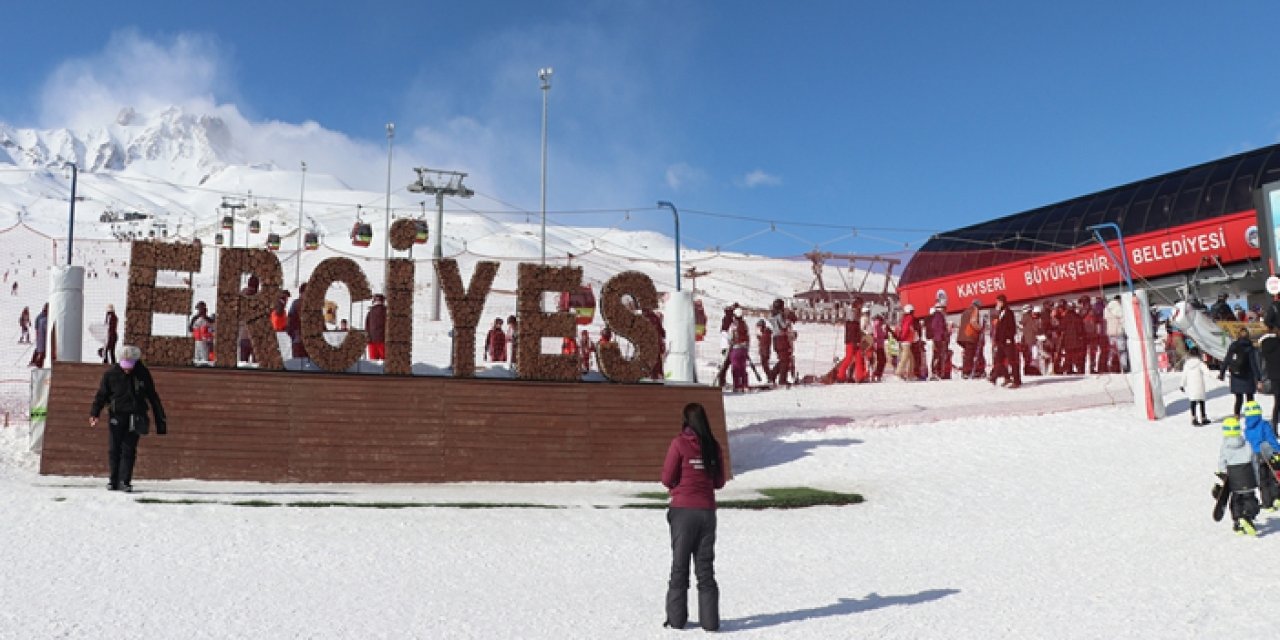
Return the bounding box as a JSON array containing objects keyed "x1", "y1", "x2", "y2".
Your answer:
[
  {"x1": 666, "y1": 508, "x2": 719, "y2": 631},
  {"x1": 1272, "y1": 392, "x2": 1280, "y2": 438},
  {"x1": 1259, "y1": 458, "x2": 1280, "y2": 509},
  {"x1": 1233, "y1": 392, "x2": 1256, "y2": 418},
  {"x1": 1190, "y1": 400, "x2": 1206, "y2": 422},
  {"x1": 1230, "y1": 490, "x2": 1261, "y2": 524},
  {"x1": 107, "y1": 416, "x2": 141, "y2": 487}
]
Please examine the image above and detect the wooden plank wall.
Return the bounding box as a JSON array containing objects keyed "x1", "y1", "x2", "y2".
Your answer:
[{"x1": 40, "y1": 362, "x2": 729, "y2": 484}]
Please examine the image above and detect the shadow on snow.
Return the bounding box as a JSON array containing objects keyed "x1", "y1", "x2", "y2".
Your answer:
[
  {"x1": 722, "y1": 588, "x2": 961, "y2": 631},
  {"x1": 729, "y1": 416, "x2": 863, "y2": 474}
]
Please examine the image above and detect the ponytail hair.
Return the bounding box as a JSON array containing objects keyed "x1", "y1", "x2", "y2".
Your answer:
[{"x1": 683, "y1": 402, "x2": 721, "y2": 477}]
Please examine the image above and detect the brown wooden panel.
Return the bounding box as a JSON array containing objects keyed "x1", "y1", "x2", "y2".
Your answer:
[{"x1": 40, "y1": 362, "x2": 727, "y2": 484}]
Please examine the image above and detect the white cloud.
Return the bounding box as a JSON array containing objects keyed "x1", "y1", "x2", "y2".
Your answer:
[
  {"x1": 739, "y1": 169, "x2": 782, "y2": 188},
  {"x1": 38, "y1": 29, "x2": 232, "y2": 131},
  {"x1": 665, "y1": 162, "x2": 705, "y2": 191}
]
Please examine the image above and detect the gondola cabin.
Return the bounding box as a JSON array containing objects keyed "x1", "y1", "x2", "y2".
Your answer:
[
  {"x1": 221, "y1": 215, "x2": 233, "y2": 230},
  {"x1": 351, "y1": 223, "x2": 373, "y2": 248},
  {"x1": 558, "y1": 285, "x2": 597, "y2": 325},
  {"x1": 249, "y1": 220, "x2": 261, "y2": 234},
  {"x1": 415, "y1": 220, "x2": 430, "y2": 244},
  {"x1": 304, "y1": 232, "x2": 319, "y2": 250},
  {"x1": 214, "y1": 233, "x2": 224, "y2": 246},
  {"x1": 266, "y1": 233, "x2": 281, "y2": 251},
  {"x1": 694, "y1": 299, "x2": 707, "y2": 341}
]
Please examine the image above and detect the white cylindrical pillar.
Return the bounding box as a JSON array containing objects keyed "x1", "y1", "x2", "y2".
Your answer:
[
  {"x1": 49, "y1": 266, "x2": 85, "y2": 364},
  {"x1": 664, "y1": 290, "x2": 697, "y2": 383}
]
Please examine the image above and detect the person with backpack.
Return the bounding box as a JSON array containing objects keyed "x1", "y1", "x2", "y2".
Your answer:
[
  {"x1": 957, "y1": 299, "x2": 982, "y2": 378},
  {"x1": 1220, "y1": 326, "x2": 1261, "y2": 418},
  {"x1": 661, "y1": 402, "x2": 726, "y2": 632}
]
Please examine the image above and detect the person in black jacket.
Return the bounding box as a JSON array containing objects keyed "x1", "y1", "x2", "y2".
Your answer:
[
  {"x1": 1219, "y1": 327, "x2": 1261, "y2": 418},
  {"x1": 988, "y1": 294, "x2": 1021, "y2": 389},
  {"x1": 89, "y1": 345, "x2": 167, "y2": 492},
  {"x1": 1258, "y1": 328, "x2": 1280, "y2": 430}
]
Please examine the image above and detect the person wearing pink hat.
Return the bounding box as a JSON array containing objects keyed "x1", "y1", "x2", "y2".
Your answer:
[{"x1": 88, "y1": 345, "x2": 168, "y2": 492}]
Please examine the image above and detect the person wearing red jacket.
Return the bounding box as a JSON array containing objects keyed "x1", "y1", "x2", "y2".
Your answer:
[
  {"x1": 365, "y1": 294, "x2": 387, "y2": 361},
  {"x1": 661, "y1": 402, "x2": 725, "y2": 632},
  {"x1": 483, "y1": 317, "x2": 506, "y2": 362},
  {"x1": 578, "y1": 329, "x2": 593, "y2": 373}
]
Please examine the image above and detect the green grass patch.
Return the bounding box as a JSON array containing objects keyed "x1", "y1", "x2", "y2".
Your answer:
[
  {"x1": 626, "y1": 486, "x2": 863, "y2": 510},
  {"x1": 130, "y1": 487, "x2": 862, "y2": 510},
  {"x1": 134, "y1": 498, "x2": 560, "y2": 509}
]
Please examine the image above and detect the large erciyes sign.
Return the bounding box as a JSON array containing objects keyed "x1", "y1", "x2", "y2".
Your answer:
[{"x1": 123, "y1": 224, "x2": 664, "y2": 383}]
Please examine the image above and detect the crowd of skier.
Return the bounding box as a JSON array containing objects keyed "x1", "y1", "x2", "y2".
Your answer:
[{"x1": 712, "y1": 292, "x2": 1142, "y2": 393}]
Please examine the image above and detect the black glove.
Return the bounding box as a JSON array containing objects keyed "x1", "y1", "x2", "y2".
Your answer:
[
  {"x1": 155, "y1": 420, "x2": 167, "y2": 435},
  {"x1": 1179, "y1": 387, "x2": 1184, "y2": 392}
]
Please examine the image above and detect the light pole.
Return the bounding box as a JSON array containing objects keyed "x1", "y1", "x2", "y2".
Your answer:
[
  {"x1": 64, "y1": 162, "x2": 78, "y2": 265},
  {"x1": 296, "y1": 161, "x2": 307, "y2": 289},
  {"x1": 408, "y1": 168, "x2": 474, "y2": 321},
  {"x1": 384, "y1": 123, "x2": 395, "y2": 269},
  {"x1": 539, "y1": 67, "x2": 553, "y2": 264},
  {"x1": 657, "y1": 201, "x2": 681, "y2": 292}
]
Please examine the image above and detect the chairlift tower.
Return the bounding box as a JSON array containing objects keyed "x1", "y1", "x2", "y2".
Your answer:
[
  {"x1": 408, "y1": 167, "x2": 475, "y2": 321},
  {"x1": 220, "y1": 196, "x2": 247, "y2": 248}
]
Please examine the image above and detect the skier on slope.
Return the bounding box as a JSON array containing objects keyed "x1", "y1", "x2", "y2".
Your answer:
[
  {"x1": 1241, "y1": 400, "x2": 1280, "y2": 512},
  {"x1": 1218, "y1": 416, "x2": 1261, "y2": 536}
]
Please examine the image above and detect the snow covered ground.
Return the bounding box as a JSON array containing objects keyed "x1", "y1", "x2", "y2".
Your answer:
[{"x1": 2, "y1": 368, "x2": 1273, "y2": 639}]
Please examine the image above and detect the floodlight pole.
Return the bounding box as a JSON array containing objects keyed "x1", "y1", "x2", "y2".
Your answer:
[
  {"x1": 296, "y1": 161, "x2": 307, "y2": 289},
  {"x1": 657, "y1": 201, "x2": 682, "y2": 291},
  {"x1": 384, "y1": 122, "x2": 395, "y2": 268},
  {"x1": 539, "y1": 67, "x2": 553, "y2": 264},
  {"x1": 65, "y1": 162, "x2": 78, "y2": 265}
]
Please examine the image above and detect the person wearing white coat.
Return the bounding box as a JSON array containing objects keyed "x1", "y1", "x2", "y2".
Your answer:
[
  {"x1": 1181, "y1": 348, "x2": 1210, "y2": 426},
  {"x1": 1104, "y1": 295, "x2": 1127, "y2": 373}
]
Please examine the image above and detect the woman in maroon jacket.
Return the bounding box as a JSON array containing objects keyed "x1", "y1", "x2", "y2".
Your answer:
[{"x1": 661, "y1": 402, "x2": 726, "y2": 631}]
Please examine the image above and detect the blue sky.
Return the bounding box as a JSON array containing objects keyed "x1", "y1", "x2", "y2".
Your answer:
[{"x1": 3, "y1": 1, "x2": 1280, "y2": 260}]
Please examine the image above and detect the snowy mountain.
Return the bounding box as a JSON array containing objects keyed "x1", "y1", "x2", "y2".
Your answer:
[{"x1": 0, "y1": 106, "x2": 236, "y2": 181}]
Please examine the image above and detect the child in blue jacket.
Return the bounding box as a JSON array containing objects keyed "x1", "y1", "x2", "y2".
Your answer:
[{"x1": 1242, "y1": 400, "x2": 1280, "y2": 511}]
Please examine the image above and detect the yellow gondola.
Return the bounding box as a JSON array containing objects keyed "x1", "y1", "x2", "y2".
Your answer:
[{"x1": 558, "y1": 285, "x2": 597, "y2": 325}]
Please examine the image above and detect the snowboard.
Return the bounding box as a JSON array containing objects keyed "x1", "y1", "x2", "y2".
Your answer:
[{"x1": 1213, "y1": 476, "x2": 1230, "y2": 522}]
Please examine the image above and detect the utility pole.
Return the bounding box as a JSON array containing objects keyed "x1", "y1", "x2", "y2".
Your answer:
[
  {"x1": 65, "y1": 163, "x2": 78, "y2": 265},
  {"x1": 539, "y1": 67, "x2": 553, "y2": 264},
  {"x1": 683, "y1": 266, "x2": 711, "y2": 293},
  {"x1": 384, "y1": 123, "x2": 395, "y2": 268},
  {"x1": 220, "y1": 196, "x2": 246, "y2": 249},
  {"x1": 296, "y1": 161, "x2": 307, "y2": 289},
  {"x1": 408, "y1": 168, "x2": 474, "y2": 321}
]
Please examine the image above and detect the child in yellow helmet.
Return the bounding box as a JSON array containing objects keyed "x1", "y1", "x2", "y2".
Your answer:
[{"x1": 1219, "y1": 416, "x2": 1261, "y2": 535}]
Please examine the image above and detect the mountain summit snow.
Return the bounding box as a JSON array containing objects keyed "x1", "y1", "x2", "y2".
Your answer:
[{"x1": 0, "y1": 106, "x2": 237, "y2": 182}]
